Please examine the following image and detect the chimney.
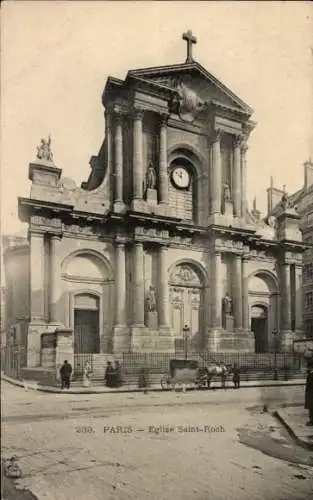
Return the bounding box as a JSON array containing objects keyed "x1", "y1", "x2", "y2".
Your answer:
[
  {"x1": 304, "y1": 158, "x2": 313, "y2": 190},
  {"x1": 266, "y1": 176, "x2": 284, "y2": 214}
]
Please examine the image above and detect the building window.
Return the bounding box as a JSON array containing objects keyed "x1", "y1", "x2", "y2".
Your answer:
[
  {"x1": 304, "y1": 291, "x2": 313, "y2": 311},
  {"x1": 304, "y1": 263, "x2": 313, "y2": 283}
]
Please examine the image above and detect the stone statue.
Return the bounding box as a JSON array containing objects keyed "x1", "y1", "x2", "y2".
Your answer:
[
  {"x1": 281, "y1": 192, "x2": 290, "y2": 211},
  {"x1": 223, "y1": 183, "x2": 231, "y2": 202},
  {"x1": 146, "y1": 162, "x2": 157, "y2": 190},
  {"x1": 36, "y1": 135, "x2": 53, "y2": 162},
  {"x1": 222, "y1": 294, "x2": 233, "y2": 315},
  {"x1": 146, "y1": 286, "x2": 157, "y2": 312}
]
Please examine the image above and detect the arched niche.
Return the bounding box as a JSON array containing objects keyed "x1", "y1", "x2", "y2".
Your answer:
[
  {"x1": 248, "y1": 270, "x2": 279, "y2": 352},
  {"x1": 167, "y1": 146, "x2": 206, "y2": 224}
]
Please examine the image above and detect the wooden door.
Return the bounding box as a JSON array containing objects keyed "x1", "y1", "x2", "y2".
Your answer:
[
  {"x1": 74, "y1": 309, "x2": 100, "y2": 354},
  {"x1": 170, "y1": 286, "x2": 202, "y2": 350}
]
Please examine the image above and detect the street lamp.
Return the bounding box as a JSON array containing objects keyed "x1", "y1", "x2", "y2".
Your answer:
[
  {"x1": 272, "y1": 329, "x2": 278, "y2": 380},
  {"x1": 183, "y1": 325, "x2": 190, "y2": 360}
]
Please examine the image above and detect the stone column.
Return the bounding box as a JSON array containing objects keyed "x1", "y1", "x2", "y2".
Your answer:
[
  {"x1": 233, "y1": 136, "x2": 242, "y2": 217},
  {"x1": 159, "y1": 115, "x2": 169, "y2": 204},
  {"x1": 30, "y1": 231, "x2": 45, "y2": 323},
  {"x1": 242, "y1": 257, "x2": 249, "y2": 330},
  {"x1": 114, "y1": 112, "x2": 123, "y2": 204},
  {"x1": 281, "y1": 263, "x2": 291, "y2": 330},
  {"x1": 133, "y1": 242, "x2": 145, "y2": 326},
  {"x1": 210, "y1": 130, "x2": 222, "y2": 214},
  {"x1": 211, "y1": 252, "x2": 222, "y2": 328},
  {"x1": 105, "y1": 109, "x2": 113, "y2": 198},
  {"x1": 132, "y1": 109, "x2": 144, "y2": 201},
  {"x1": 240, "y1": 142, "x2": 248, "y2": 217},
  {"x1": 158, "y1": 246, "x2": 170, "y2": 328},
  {"x1": 295, "y1": 264, "x2": 303, "y2": 331},
  {"x1": 115, "y1": 243, "x2": 126, "y2": 326},
  {"x1": 232, "y1": 254, "x2": 243, "y2": 328},
  {"x1": 50, "y1": 234, "x2": 62, "y2": 324}
]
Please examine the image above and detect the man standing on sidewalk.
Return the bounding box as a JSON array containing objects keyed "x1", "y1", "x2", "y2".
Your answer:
[
  {"x1": 60, "y1": 360, "x2": 72, "y2": 390},
  {"x1": 305, "y1": 359, "x2": 313, "y2": 426}
]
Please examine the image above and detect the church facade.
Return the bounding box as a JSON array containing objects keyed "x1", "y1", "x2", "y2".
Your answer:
[{"x1": 7, "y1": 32, "x2": 306, "y2": 368}]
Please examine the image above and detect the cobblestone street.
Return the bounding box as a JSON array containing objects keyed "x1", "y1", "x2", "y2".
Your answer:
[{"x1": 2, "y1": 382, "x2": 313, "y2": 500}]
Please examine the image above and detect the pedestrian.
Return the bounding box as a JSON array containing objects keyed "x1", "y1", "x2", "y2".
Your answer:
[
  {"x1": 305, "y1": 360, "x2": 313, "y2": 426},
  {"x1": 115, "y1": 360, "x2": 122, "y2": 388},
  {"x1": 104, "y1": 361, "x2": 114, "y2": 388},
  {"x1": 83, "y1": 361, "x2": 92, "y2": 388},
  {"x1": 138, "y1": 366, "x2": 149, "y2": 394},
  {"x1": 232, "y1": 363, "x2": 240, "y2": 389},
  {"x1": 221, "y1": 368, "x2": 227, "y2": 390},
  {"x1": 59, "y1": 360, "x2": 72, "y2": 390}
]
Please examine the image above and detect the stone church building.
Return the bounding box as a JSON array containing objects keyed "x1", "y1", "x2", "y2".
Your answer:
[{"x1": 4, "y1": 32, "x2": 307, "y2": 370}]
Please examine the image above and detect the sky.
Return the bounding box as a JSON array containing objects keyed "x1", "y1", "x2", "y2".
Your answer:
[{"x1": 1, "y1": 1, "x2": 313, "y2": 236}]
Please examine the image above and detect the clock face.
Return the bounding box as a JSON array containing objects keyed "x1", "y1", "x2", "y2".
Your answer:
[{"x1": 171, "y1": 167, "x2": 190, "y2": 189}]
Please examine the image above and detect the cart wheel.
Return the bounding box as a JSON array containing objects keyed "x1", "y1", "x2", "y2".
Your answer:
[{"x1": 160, "y1": 374, "x2": 169, "y2": 390}]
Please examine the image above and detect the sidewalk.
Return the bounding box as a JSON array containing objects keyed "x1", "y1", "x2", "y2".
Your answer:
[
  {"x1": 2, "y1": 374, "x2": 306, "y2": 394},
  {"x1": 273, "y1": 406, "x2": 313, "y2": 451}
]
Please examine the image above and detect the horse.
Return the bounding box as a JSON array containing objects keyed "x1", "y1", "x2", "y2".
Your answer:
[{"x1": 201, "y1": 361, "x2": 230, "y2": 389}]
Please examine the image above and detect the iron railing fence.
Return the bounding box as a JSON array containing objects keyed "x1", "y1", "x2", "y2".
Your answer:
[{"x1": 2, "y1": 346, "x2": 306, "y2": 385}]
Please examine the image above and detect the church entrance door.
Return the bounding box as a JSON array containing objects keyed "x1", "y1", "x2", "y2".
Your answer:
[
  {"x1": 251, "y1": 305, "x2": 268, "y2": 353},
  {"x1": 73, "y1": 294, "x2": 100, "y2": 354},
  {"x1": 169, "y1": 264, "x2": 203, "y2": 351}
]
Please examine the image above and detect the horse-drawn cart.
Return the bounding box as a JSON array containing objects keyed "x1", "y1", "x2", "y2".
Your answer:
[
  {"x1": 160, "y1": 359, "x2": 208, "y2": 391},
  {"x1": 160, "y1": 358, "x2": 230, "y2": 391}
]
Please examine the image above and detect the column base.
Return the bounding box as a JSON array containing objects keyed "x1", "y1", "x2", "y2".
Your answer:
[
  {"x1": 206, "y1": 328, "x2": 255, "y2": 352},
  {"x1": 112, "y1": 325, "x2": 131, "y2": 353},
  {"x1": 131, "y1": 199, "x2": 148, "y2": 212},
  {"x1": 113, "y1": 201, "x2": 126, "y2": 213},
  {"x1": 279, "y1": 330, "x2": 296, "y2": 352},
  {"x1": 27, "y1": 322, "x2": 47, "y2": 367}
]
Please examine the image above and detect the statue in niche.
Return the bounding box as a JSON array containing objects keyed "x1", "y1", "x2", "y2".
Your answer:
[
  {"x1": 222, "y1": 293, "x2": 233, "y2": 316},
  {"x1": 223, "y1": 183, "x2": 231, "y2": 202},
  {"x1": 36, "y1": 135, "x2": 53, "y2": 162},
  {"x1": 146, "y1": 286, "x2": 157, "y2": 312},
  {"x1": 146, "y1": 161, "x2": 157, "y2": 190}
]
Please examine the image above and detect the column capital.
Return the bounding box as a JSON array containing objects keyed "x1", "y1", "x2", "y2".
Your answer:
[
  {"x1": 210, "y1": 128, "x2": 222, "y2": 145},
  {"x1": 29, "y1": 229, "x2": 45, "y2": 237},
  {"x1": 241, "y1": 142, "x2": 249, "y2": 154},
  {"x1": 233, "y1": 134, "x2": 245, "y2": 148},
  {"x1": 132, "y1": 107, "x2": 144, "y2": 120},
  {"x1": 115, "y1": 241, "x2": 126, "y2": 249},
  {"x1": 160, "y1": 113, "x2": 169, "y2": 126}
]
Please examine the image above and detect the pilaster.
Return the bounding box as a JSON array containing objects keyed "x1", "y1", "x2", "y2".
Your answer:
[
  {"x1": 132, "y1": 108, "x2": 144, "y2": 209},
  {"x1": 159, "y1": 115, "x2": 169, "y2": 205},
  {"x1": 113, "y1": 110, "x2": 125, "y2": 212},
  {"x1": 113, "y1": 242, "x2": 129, "y2": 352},
  {"x1": 242, "y1": 256, "x2": 249, "y2": 330},
  {"x1": 232, "y1": 254, "x2": 243, "y2": 328},
  {"x1": 233, "y1": 135, "x2": 243, "y2": 217},
  {"x1": 240, "y1": 142, "x2": 248, "y2": 218},
  {"x1": 158, "y1": 246, "x2": 170, "y2": 330},
  {"x1": 210, "y1": 130, "x2": 222, "y2": 214},
  {"x1": 30, "y1": 230, "x2": 46, "y2": 324},
  {"x1": 49, "y1": 234, "x2": 63, "y2": 325}
]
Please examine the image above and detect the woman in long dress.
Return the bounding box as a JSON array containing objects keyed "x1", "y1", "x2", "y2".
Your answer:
[{"x1": 83, "y1": 361, "x2": 92, "y2": 387}]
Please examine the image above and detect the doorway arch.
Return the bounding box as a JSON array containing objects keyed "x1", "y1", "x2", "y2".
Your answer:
[
  {"x1": 169, "y1": 261, "x2": 206, "y2": 351},
  {"x1": 251, "y1": 304, "x2": 268, "y2": 352},
  {"x1": 248, "y1": 270, "x2": 279, "y2": 353},
  {"x1": 73, "y1": 292, "x2": 100, "y2": 354}
]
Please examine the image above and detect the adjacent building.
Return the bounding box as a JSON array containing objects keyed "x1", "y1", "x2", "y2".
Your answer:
[{"x1": 267, "y1": 159, "x2": 313, "y2": 337}]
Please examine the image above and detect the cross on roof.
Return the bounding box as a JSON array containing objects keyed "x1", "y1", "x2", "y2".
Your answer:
[{"x1": 182, "y1": 30, "x2": 197, "y2": 63}]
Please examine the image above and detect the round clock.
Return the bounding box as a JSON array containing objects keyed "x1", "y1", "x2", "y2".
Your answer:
[{"x1": 171, "y1": 167, "x2": 190, "y2": 189}]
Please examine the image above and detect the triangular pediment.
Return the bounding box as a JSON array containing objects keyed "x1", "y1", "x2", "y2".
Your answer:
[{"x1": 127, "y1": 61, "x2": 253, "y2": 115}]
